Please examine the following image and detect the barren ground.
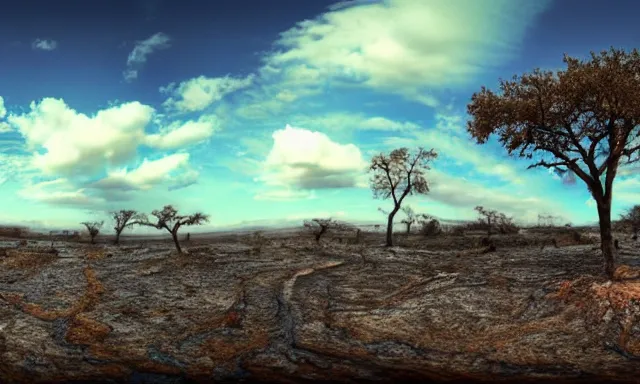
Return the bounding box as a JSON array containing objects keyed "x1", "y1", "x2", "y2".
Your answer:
[{"x1": 1, "y1": 228, "x2": 640, "y2": 383}]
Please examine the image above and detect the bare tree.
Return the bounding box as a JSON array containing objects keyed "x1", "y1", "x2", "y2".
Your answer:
[
  {"x1": 81, "y1": 221, "x2": 104, "y2": 244},
  {"x1": 620, "y1": 205, "x2": 640, "y2": 240},
  {"x1": 304, "y1": 218, "x2": 345, "y2": 243},
  {"x1": 400, "y1": 206, "x2": 417, "y2": 234},
  {"x1": 475, "y1": 206, "x2": 500, "y2": 236},
  {"x1": 111, "y1": 209, "x2": 144, "y2": 245},
  {"x1": 467, "y1": 48, "x2": 640, "y2": 278},
  {"x1": 370, "y1": 147, "x2": 438, "y2": 247},
  {"x1": 137, "y1": 205, "x2": 209, "y2": 254}
]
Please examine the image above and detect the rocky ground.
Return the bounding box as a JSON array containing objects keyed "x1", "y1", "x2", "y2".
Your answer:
[{"x1": 0, "y1": 228, "x2": 639, "y2": 383}]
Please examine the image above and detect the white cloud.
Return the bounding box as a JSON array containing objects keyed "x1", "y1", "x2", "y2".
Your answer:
[
  {"x1": 8, "y1": 98, "x2": 155, "y2": 176},
  {"x1": 168, "y1": 169, "x2": 199, "y2": 191},
  {"x1": 0, "y1": 96, "x2": 6, "y2": 118},
  {"x1": 256, "y1": 124, "x2": 369, "y2": 197},
  {"x1": 254, "y1": 188, "x2": 316, "y2": 201},
  {"x1": 383, "y1": 113, "x2": 523, "y2": 184},
  {"x1": 18, "y1": 178, "x2": 103, "y2": 206},
  {"x1": 145, "y1": 115, "x2": 217, "y2": 149},
  {"x1": 291, "y1": 112, "x2": 420, "y2": 132},
  {"x1": 424, "y1": 169, "x2": 568, "y2": 224},
  {"x1": 162, "y1": 75, "x2": 255, "y2": 112},
  {"x1": 265, "y1": 0, "x2": 550, "y2": 105},
  {"x1": 31, "y1": 39, "x2": 58, "y2": 51},
  {"x1": 124, "y1": 32, "x2": 171, "y2": 82},
  {"x1": 92, "y1": 153, "x2": 192, "y2": 191}
]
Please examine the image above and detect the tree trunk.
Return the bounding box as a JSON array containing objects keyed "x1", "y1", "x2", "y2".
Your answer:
[
  {"x1": 90, "y1": 236, "x2": 95, "y2": 245},
  {"x1": 171, "y1": 231, "x2": 182, "y2": 254},
  {"x1": 405, "y1": 223, "x2": 411, "y2": 234},
  {"x1": 386, "y1": 208, "x2": 399, "y2": 247},
  {"x1": 114, "y1": 230, "x2": 121, "y2": 245},
  {"x1": 597, "y1": 202, "x2": 615, "y2": 279}
]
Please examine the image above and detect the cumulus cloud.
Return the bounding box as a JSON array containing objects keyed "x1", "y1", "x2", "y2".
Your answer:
[
  {"x1": 145, "y1": 115, "x2": 217, "y2": 149},
  {"x1": 91, "y1": 153, "x2": 193, "y2": 191},
  {"x1": 124, "y1": 32, "x2": 171, "y2": 82},
  {"x1": 161, "y1": 75, "x2": 255, "y2": 112},
  {"x1": 255, "y1": 124, "x2": 369, "y2": 199},
  {"x1": 18, "y1": 178, "x2": 104, "y2": 206},
  {"x1": 264, "y1": 0, "x2": 550, "y2": 106},
  {"x1": 8, "y1": 98, "x2": 155, "y2": 176},
  {"x1": 31, "y1": 39, "x2": 58, "y2": 51}
]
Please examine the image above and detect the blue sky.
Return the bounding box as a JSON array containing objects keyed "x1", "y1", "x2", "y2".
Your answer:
[{"x1": 1, "y1": 0, "x2": 639, "y2": 232}]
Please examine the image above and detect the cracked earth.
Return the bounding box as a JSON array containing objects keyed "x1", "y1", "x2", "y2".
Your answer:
[{"x1": 1, "y1": 228, "x2": 639, "y2": 383}]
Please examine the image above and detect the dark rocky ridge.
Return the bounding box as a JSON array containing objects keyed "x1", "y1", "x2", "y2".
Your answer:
[{"x1": 0, "y1": 229, "x2": 639, "y2": 383}]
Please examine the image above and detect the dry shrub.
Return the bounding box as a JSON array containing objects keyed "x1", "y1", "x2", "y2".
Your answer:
[
  {"x1": 86, "y1": 249, "x2": 107, "y2": 261},
  {"x1": 250, "y1": 231, "x2": 268, "y2": 254},
  {"x1": 613, "y1": 265, "x2": 640, "y2": 280},
  {"x1": 419, "y1": 218, "x2": 442, "y2": 236},
  {"x1": 449, "y1": 226, "x2": 465, "y2": 236},
  {"x1": 1, "y1": 249, "x2": 58, "y2": 269},
  {"x1": 591, "y1": 281, "x2": 640, "y2": 311}
]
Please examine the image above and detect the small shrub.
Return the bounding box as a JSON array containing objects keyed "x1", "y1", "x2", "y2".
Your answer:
[
  {"x1": 250, "y1": 231, "x2": 267, "y2": 254},
  {"x1": 419, "y1": 217, "x2": 442, "y2": 236}
]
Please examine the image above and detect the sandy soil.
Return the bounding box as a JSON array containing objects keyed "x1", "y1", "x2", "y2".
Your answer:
[{"x1": 0, "y1": 228, "x2": 639, "y2": 383}]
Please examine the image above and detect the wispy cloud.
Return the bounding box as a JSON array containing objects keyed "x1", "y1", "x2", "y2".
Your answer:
[
  {"x1": 31, "y1": 39, "x2": 58, "y2": 51},
  {"x1": 262, "y1": 0, "x2": 551, "y2": 107},
  {"x1": 123, "y1": 32, "x2": 171, "y2": 82},
  {"x1": 161, "y1": 75, "x2": 255, "y2": 112}
]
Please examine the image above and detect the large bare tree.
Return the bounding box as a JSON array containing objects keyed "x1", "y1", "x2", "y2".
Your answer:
[
  {"x1": 370, "y1": 147, "x2": 437, "y2": 246},
  {"x1": 138, "y1": 205, "x2": 209, "y2": 254},
  {"x1": 467, "y1": 48, "x2": 640, "y2": 278},
  {"x1": 81, "y1": 221, "x2": 104, "y2": 244},
  {"x1": 111, "y1": 209, "x2": 144, "y2": 245}
]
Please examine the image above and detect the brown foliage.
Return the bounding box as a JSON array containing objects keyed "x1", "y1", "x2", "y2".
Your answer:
[{"x1": 467, "y1": 48, "x2": 640, "y2": 278}]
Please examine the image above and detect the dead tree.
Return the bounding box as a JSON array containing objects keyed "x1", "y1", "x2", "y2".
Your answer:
[
  {"x1": 467, "y1": 48, "x2": 640, "y2": 279},
  {"x1": 400, "y1": 205, "x2": 417, "y2": 234},
  {"x1": 81, "y1": 221, "x2": 104, "y2": 244},
  {"x1": 620, "y1": 205, "x2": 640, "y2": 240},
  {"x1": 370, "y1": 147, "x2": 437, "y2": 247},
  {"x1": 137, "y1": 205, "x2": 209, "y2": 254},
  {"x1": 303, "y1": 218, "x2": 341, "y2": 243},
  {"x1": 111, "y1": 209, "x2": 144, "y2": 245},
  {"x1": 475, "y1": 206, "x2": 500, "y2": 236}
]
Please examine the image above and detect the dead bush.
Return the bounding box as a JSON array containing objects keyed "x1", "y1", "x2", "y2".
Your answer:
[
  {"x1": 250, "y1": 231, "x2": 267, "y2": 254},
  {"x1": 418, "y1": 215, "x2": 441, "y2": 236}
]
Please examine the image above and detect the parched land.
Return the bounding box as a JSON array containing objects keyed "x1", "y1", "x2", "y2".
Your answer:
[{"x1": 0, "y1": 228, "x2": 639, "y2": 383}]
